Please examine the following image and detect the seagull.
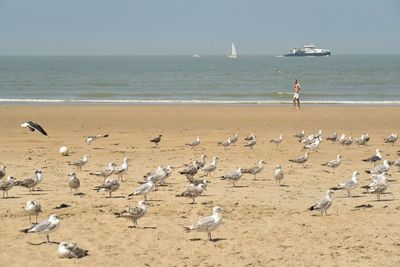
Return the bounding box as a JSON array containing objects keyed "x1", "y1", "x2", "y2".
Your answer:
[
  {"x1": 179, "y1": 163, "x2": 199, "y2": 178},
  {"x1": 94, "y1": 179, "x2": 120, "y2": 198},
  {"x1": 289, "y1": 152, "x2": 310, "y2": 167},
  {"x1": 185, "y1": 177, "x2": 209, "y2": 186},
  {"x1": 308, "y1": 190, "x2": 334, "y2": 216},
  {"x1": 128, "y1": 178, "x2": 155, "y2": 201},
  {"x1": 242, "y1": 160, "x2": 266, "y2": 180},
  {"x1": 217, "y1": 138, "x2": 232, "y2": 148},
  {"x1": 89, "y1": 162, "x2": 116, "y2": 181},
  {"x1": 115, "y1": 200, "x2": 148, "y2": 228},
  {"x1": 274, "y1": 165, "x2": 284, "y2": 185},
  {"x1": 68, "y1": 154, "x2": 89, "y2": 171},
  {"x1": 158, "y1": 165, "x2": 174, "y2": 185},
  {"x1": 0, "y1": 165, "x2": 6, "y2": 180},
  {"x1": 365, "y1": 160, "x2": 390, "y2": 175},
  {"x1": 300, "y1": 134, "x2": 314, "y2": 145},
  {"x1": 326, "y1": 133, "x2": 337, "y2": 143},
  {"x1": 201, "y1": 156, "x2": 219, "y2": 177},
  {"x1": 364, "y1": 173, "x2": 388, "y2": 201},
  {"x1": 15, "y1": 170, "x2": 43, "y2": 192},
  {"x1": 24, "y1": 200, "x2": 42, "y2": 223},
  {"x1": 221, "y1": 167, "x2": 242, "y2": 187},
  {"x1": 67, "y1": 172, "x2": 80, "y2": 193},
  {"x1": 355, "y1": 137, "x2": 368, "y2": 147},
  {"x1": 362, "y1": 148, "x2": 382, "y2": 166},
  {"x1": 150, "y1": 134, "x2": 163, "y2": 146},
  {"x1": 330, "y1": 171, "x2": 359, "y2": 197},
  {"x1": 86, "y1": 134, "x2": 109, "y2": 145},
  {"x1": 194, "y1": 154, "x2": 207, "y2": 169},
  {"x1": 384, "y1": 133, "x2": 398, "y2": 145},
  {"x1": 304, "y1": 137, "x2": 321, "y2": 151},
  {"x1": 21, "y1": 121, "x2": 48, "y2": 136},
  {"x1": 321, "y1": 155, "x2": 342, "y2": 172},
  {"x1": 21, "y1": 214, "x2": 61, "y2": 243},
  {"x1": 114, "y1": 158, "x2": 129, "y2": 181},
  {"x1": 244, "y1": 137, "x2": 257, "y2": 149},
  {"x1": 270, "y1": 135, "x2": 283, "y2": 147},
  {"x1": 340, "y1": 135, "x2": 353, "y2": 147},
  {"x1": 58, "y1": 241, "x2": 89, "y2": 259},
  {"x1": 0, "y1": 176, "x2": 16, "y2": 198},
  {"x1": 230, "y1": 132, "x2": 239, "y2": 145},
  {"x1": 186, "y1": 136, "x2": 201, "y2": 150},
  {"x1": 143, "y1": 165, "x2": 167, "y2": 185},
  {"x1": 294, "y1": 130, "x2": 305, "y2": 140},
  {"x1": 389, "y1": 159, "x2": 400, "y2": 172},
  {"x1": 176, "y1": 182, "x2": 207, "y2": 204},
  {"x1": 184, "y1": 206, "x2": 223, "y2": 241},
  {"x1": 361, "y1": 133, "x2": 370, "y2": 142},
  {"x1": 244, "y1": 133, "x2": 256, "y2": 141},
  {"x1": 314, "y1": 129, "x2": 323, "y2": 139}
]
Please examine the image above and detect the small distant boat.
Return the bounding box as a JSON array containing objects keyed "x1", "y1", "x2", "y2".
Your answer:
[
  {"x1": 228, "y1": 43, "x2": 238, "y2": 58},
  {"x1": 193, "y1": 54, "x2": 201, "y2": 58},
  {"x1": 284, "y1": 44, "x2": 331, "y2": 57}
]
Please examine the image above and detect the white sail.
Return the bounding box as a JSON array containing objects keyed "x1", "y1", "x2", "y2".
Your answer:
[{"x1": 228, "y1": 43, "x2": 238, "y2": 58}]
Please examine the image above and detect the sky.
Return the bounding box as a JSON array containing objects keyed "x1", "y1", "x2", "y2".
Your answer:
[{"x1": 0, "y1": 0, "x2": 399, "y2": 55}]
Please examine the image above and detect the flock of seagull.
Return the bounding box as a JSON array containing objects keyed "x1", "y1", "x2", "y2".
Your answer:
[{"x1": 0, "y1": 121, "x2": 399, "y2": 259}]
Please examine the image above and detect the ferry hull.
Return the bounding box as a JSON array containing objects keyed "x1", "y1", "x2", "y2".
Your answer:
[{"x1": 284, "y1": 51, "x2": 331, "y2": 57}]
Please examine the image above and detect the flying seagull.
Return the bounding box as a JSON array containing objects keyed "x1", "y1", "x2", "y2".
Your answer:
[
  {"x1": 21, "y1": 121, "x2": 48, "y2": 136},
  {"x1": 86, "y1": 134, "x2": 109, "y2": 145}
]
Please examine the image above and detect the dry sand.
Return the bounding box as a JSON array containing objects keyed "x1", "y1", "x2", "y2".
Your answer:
[{"x1": 0, "y1": 105, "x2": 399, "y2": 266}]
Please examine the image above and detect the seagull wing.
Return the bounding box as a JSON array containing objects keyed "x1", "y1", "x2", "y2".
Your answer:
[{"x1": 28, "y1": 121, "x2": 48, "y2": 136}]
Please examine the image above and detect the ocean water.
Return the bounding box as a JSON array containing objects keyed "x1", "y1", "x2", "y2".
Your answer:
[{"x1": 0, "y1": 55, "x2": 399, "y2": 104}]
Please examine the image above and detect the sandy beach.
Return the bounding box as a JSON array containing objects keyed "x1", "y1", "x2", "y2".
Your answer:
[{"x1": 0, "y1": 104, "x2": 399, "y2": 266}]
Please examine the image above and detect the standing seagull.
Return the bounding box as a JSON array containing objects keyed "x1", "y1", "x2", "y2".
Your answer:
[
  {"x1": 115, "y1": 200, "x2": 148, "y2": 228},
  {"x1": 221, "y1": 167, "x2": 242, "y2": 187},
  {"x1": 68, "y1": 154, "x2": 89, "y2": 171},
  {"x1": 362, "y1": 148, "x2": 382, "y2": 166},
  {"x1": 242, "y1": 160, "x2": 266, "y2": 180},
  {"x1": 365, "y1": 174, "x2": 388, "y2": 201},
  {"x1": 244, "y1": 136, "x2": 257, "y2": 149},
  {"x1": 201, "y1": 156, "x2": 219, "y2": 177},
  {"x1": 186, "y1": 136, "x2": 201, "y2": 150},
  {"x1": 0, "y1": 176, "x2": 16, "y2": 198},
  {"x1": 21, "y1": 214, "x2": 61, "y2": 243},
  {"x1": 384, "y1": 133, "x2": 398, "y2": 145},
  {"x1": 95, "y1": 179, "x2": 120, "y2": 198},
  {"x1": 67, "y1": 172, "x2": 80, "y2": 193},
  {"x1": 289, "y1": 152, "x2": 310, "y2": 168},
  {"x1": 321, "y1": 155, "x2": 342, "y2": 172},
  {"x1": 89, "y1": 162, "x2": 116, "y2": 182},
  {"x1": 15, "y1": 170, "x2": 43, "y2": 192},
  {"x1": 270, "y1": 135, "x2": 283, "y2": 148},
  {"x1": 274, "y1": 165, "x2": 284, "y2": 185},
  {"x1": 365, "y1": 160, "x2": 390, "y2": 175},
  {"x1": 244, "y1": 133, "x2": 256, "y2": 141},
  {"x1": 150, "y1": 135, "x2": 163, "y2": 146},
  {"x1": 21, "y1": 121, "x2": 48, "y2": 136},
  {"x1": 217, "y1": 138, "x2": 232, "y2": 149},
  {"x1": 294, "y1": 130, "x2": 305, "y2": 140},
  {"x1": 308, "y1": 190, "x2": 334, "y2": 216},
  {"x1": 24, "y1": 200, "x2": 42, "y2": 223},
  {"x1": 177, "y1": 183, "x2": 207, "y2": 204},
  {"x1": 86, "y1": 134, "x2": 109, "y2": 145},
  {"x1": 230, "y1": 132, "x2": 239, "y2": 145},
  {"x1": 128, "y1": 178, "x2": 155, "y2": 201},
  {"x1": 330, "y1": 171, "x2": 360, "y2": 197},
  {"x1": 184, "y1": 206, "x2": 223, "y2": 241},
  {"x1": 114, "y1": 158, "x2": 129, "y2": 182},
  {"x1": 326, "y1": 133, "x2": 338, "y2": 143}
]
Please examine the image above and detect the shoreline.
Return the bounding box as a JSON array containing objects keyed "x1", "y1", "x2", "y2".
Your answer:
[{"x1": 1, "y1": 99, "x2": 400, "y2": 107}]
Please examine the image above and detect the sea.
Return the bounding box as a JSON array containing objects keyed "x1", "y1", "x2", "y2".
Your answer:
[{"x1": 0, "y1": 55, "x2": 399, "y2": 105}]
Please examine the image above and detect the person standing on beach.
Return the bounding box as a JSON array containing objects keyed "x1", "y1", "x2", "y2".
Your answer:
[{"x1": 293, "y1": 79, "x2": 301, "y2": 109}]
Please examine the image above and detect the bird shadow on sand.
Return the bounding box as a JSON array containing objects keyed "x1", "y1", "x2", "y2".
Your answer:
[
  {"x1": 2, "y1": 196, "x2": 22, "y2": 199},
  {"x1": 369, "y1": 199, "x2": 395, "y2": 202},
  {"x1": 229, "y1": 185, "x2": 249, "y2": 188},
  {"x1": 73, "y1": 192, "x2": 86, "y2": 196},
  {"x1": 106, "y1": 196, "x2": 126, "y2": 199},
  {"x1": 27, "y1": 241, "x2": 59, "y2": 246},
  {"x1": 278, "y1": 184, "x2": 290, "y2": 187},
  {"x1": 189, "y1": 237, "x2": 227, "y2": 242},
  {"x1": 18, "y1": 193, "x2": 47, "y2": 196}
]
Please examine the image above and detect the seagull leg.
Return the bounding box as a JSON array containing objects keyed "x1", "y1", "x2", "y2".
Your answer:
[
  {"x1": 192, "y1": 198, "x2": 195, "y2": 204},
  {"x1": 347, "y1": 191, "x2": 350, "y2": 197},
  {"x1": 109, "y1": 192, "x2": 112, "y2": 198},
  {"x1": 46, "y1": 234, "x2": 50, "y2": 243},
  {"x1": 144, "y1": 195, "x2": 147, "y2": 201},
  {"x1": 28, "y1": 215, "x2": 31, "y2": 223},
  {"x1": 208, "y1": 232, "x2": 212, "y2": 241},
  {"x1": 253, "y1": 174, "x2": 256, "y2": 180},
  {"x1": 35, "y1": 214, "x2": 38, "y2": 224}
]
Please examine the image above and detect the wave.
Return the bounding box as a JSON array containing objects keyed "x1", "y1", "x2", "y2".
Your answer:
[{"x1": 1, "y1": 98, "x2": 400, "y2": 105}]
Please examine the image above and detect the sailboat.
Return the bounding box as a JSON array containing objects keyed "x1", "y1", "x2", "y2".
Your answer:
[{"x1": 228, "y1": 43, "x2": 238, "y2": 58}]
